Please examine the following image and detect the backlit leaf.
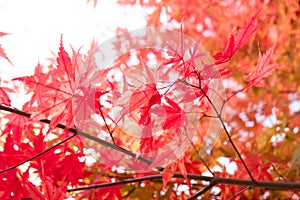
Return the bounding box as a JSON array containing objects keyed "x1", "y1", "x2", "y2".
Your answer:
[{"x1": 244, "y1": 43, "x2": 282, "y2": 90}]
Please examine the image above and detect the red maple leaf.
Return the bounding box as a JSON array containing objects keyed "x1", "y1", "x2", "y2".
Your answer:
[
  {"x1": 0, "y1": 170, "x2": 23, "y2": 199},
  {"x1": 162, "y1": 157, "x2": 188, "y2": 190},
  {"x1": 0, "y1": 134, "x2": 28, "y2": 167},
  {"x1": 162, "y1": 162, "x2": 177, "y2": 189},
  {"x1": 129, "y1": 83, "x2": 162, "y2": 126},
  {"x1": 0, "y1": 87, "x2": 10, "y2": 105},
  {"x1": 0, "y1": 32, "x2": 13, "y2": 66},
  {"x1": 60, "y1": 152, "x2": 85, "y2": 184},
  {"x1": 21, "y1": 168, "x2": 67, "y2": 200},
  {"x1": 235, "y1": 151, "x2": 273, "y2": 181},
  {"x1": 162, "y1": 96, "x2": 183, "y2": 132},
  {"x1": 2, "y1": 113, "x2": 33, "y2": 142},
  {"x1": 214, "y1": 8, "x2": 263, "y2": 64},
  {"x1": 139, "y1": 125, "x2": 154, "y2": 153},
  {"x1": 91, "y1": 184, "x2": 122, "y2": 200},
  {"x1": 13, "y1": 37, "x2": 87, "y2": 128},
  {"x1": 244, "y1": 43, "x2": 282, "y2": 90}
]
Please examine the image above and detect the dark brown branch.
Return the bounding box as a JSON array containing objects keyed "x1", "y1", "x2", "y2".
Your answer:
[
  {"x1": 67, "y1": 173, "x2": 300, "y2": 192},
  {"x1": 187, "y1": 180, "x2": 216, "y2": 200},
  {"x1": 0, "y1": 104, "x2": 158, "y2": 171}
]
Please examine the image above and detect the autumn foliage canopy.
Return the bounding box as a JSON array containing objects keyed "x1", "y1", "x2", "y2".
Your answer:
[{"x1": 0, "y1": 0, "x2": 300, "y2": 199}]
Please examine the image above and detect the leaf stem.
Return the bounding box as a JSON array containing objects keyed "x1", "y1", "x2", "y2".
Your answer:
[{"x1": 228, "y1": 186, "x2": 251, "y2": 200}]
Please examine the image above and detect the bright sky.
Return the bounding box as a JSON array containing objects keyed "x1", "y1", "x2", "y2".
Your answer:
[{"x1": 0, "y1": 0, "x2": 146, "y2": 79}]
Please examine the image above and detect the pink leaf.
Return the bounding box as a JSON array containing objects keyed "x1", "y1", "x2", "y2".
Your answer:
[
  {"x1": 244, "y1": 43, "x2": 282, "y2": 89},
  {"x1": 0, "y1": 32, "x2": 13, "y2": 66},
  {"x1": 0, "y1": 87, "x2": 10, "y2": 105}
]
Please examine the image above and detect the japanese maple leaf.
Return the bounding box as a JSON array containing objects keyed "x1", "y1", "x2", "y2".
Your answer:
[
  {"x1": 0, "y1": 32, "x2": 13, "y2": 66},
  {"x1": 162, "y1": 96, "x2": 183, "y2": 132},
  {"x1": 244, "y1": 43, "x2": 282, "y2": 90},
  {"x1": 0, "y1": 134, "x2": 28, "y2": 167},
  {"x1": 60, "y1": 153, "x2": 85, "y2": 184},
  {"x1": 214, "y1": 8, "x2": 262, "y2": 64},
  {"x1": 235, "y1": 151, "x2": 273, "y2": 181},
  {"x1": 13, "y1": 37, "x2": 77, "y2": 128},
  {"x1": 162, "y1": 158, "x2": 188, "y2": 190},
  {"x1": 0, "y1": 170, "x2": 23, "y2": 199},
  {"x1": 2, "y1": 113, "x2": 33, "y2": 143},
  {"x1": 91, "y1": 184, "x2": 122, "y2": 200},
  {"x1": 129, "y1": 83, "x2": 162, "y2": 126},
  {"x1": 23, "y1": 176, "x2": 66, "y2": 200},
  {"x1": 0, "y1": 87, "x2": 10, "y2": 105},
  {"x1": 162, "y1": 162, "x2": 177, "y2": 189},
  {"x1": 139, "y1": 124, "x2": 155, "y2": 153}
]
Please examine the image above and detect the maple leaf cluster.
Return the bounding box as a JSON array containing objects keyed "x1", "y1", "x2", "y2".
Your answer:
[{"x1": 0, "y1": 0, "x2": 300, "y2": 199}]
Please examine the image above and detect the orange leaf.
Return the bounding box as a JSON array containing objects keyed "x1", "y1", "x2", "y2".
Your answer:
[{"x1": 162, "y1": 162, "x2": 177, "y2": 190}]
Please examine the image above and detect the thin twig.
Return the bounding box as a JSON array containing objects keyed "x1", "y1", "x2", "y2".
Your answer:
[
  {"x1": 0, "y1": 132, "x2": 77, "y2": 174},
  {"x1": 227, "y1": 186, "x2": 251, "y2": 200},
  {"x1": 187, "y1": 180, "x2": 216, "y2": 200},
  {"x1": 190, "y1": 142, "x2": 215, "y2": 176},
  {"x1": 272, "y1": 164, "x2": 288, "y2": 182},
  {"x1": 98, "y1": 107, "x2": 116, "y2": 144},
  {"x1": 179, "y1": 79, "x2": 256, "y2": 181},
  {"x1": 218, "y1": 116, "x2": 255, "y2": 181}
]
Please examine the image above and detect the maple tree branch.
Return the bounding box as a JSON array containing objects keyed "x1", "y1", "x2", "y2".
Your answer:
[
  {"x1": 179, "y1": 78, "x2": 255, "y2": 181},
  {"x1": 67, "y1": 173, "x2": 300, "y2": 192},
  {"x1": 0, "y1": 104, "x2": 158, "y2": 170},
  {"x1": 77, "y1": 130, "x2": 154, "y2": 166},
  {"x1": 226, "y1": 86, "x2": 248, "y2": 102},
  {"x1": 0, "y1": 104, "x2": 74, "y2": 130}
]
